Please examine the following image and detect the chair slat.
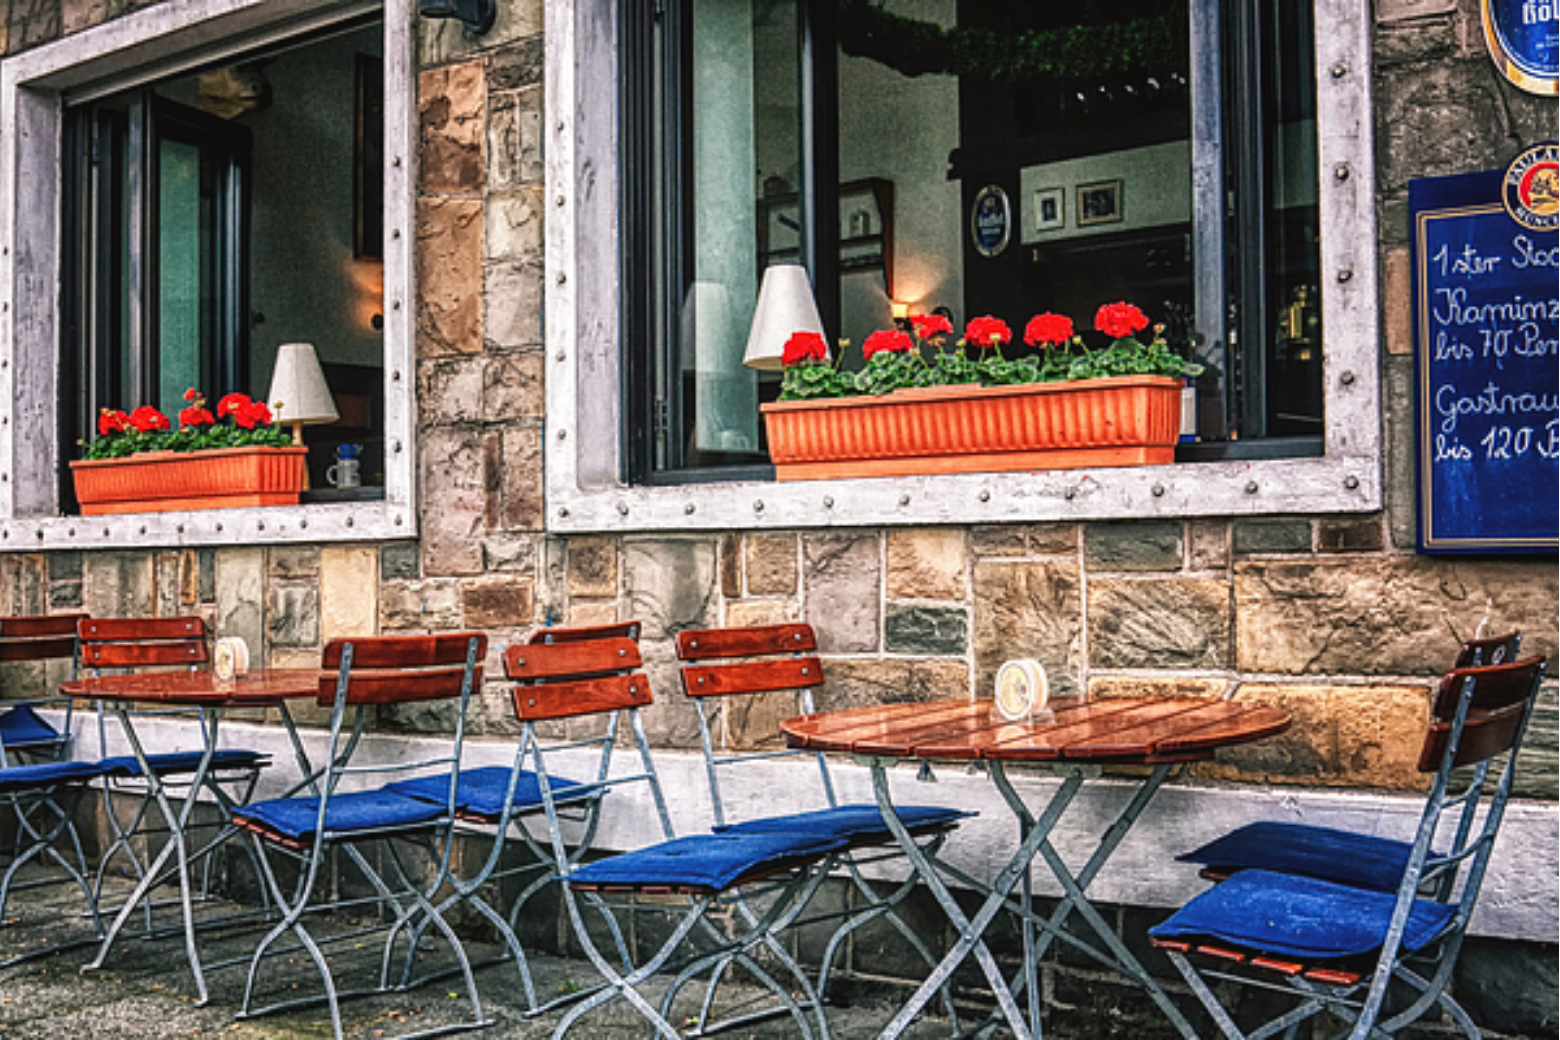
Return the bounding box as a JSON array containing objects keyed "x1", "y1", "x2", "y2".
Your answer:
[
  {"x1": 82, "y1": 642, "x2": 207, "y2": 667},
  {"x1": 0, "y1": 614, "x2": 86, "y2": 639},
  {"x1": 681, "y1": 657, "x2": 826, "y2": 699},
  {"x1": 322, "y1": 633, "x2": 486, "y2": 670},
  {"x1": 529, "y1": 620, "x2": 641, "y2": 644},
  {"x1": 677, "y1": 624, "x2": 817, "y2": 660},
  {"x1": 1429, "y1": 656, "x2": 1544, "y2": 719},
  {"x1": 1453, "y1": 631, "x2": 1521, "y2": 668},
  {"x1": 1420, "y1": 700, "x2": 1529, "y2": 772},
  {"x1": 319, "y1": 665, "x2": 486, "y2": 707},
  {"x1": 504, "y1": 637, "x2": 641, "y2": 679},
  {"x1": 79, "y1": 618, "x2": 204, "y2": 640},
  {"x1": 511, "y1": 672, "x2": 653, "y2": 720},
  {"x1": 0, "y1": 635, "x2": 78, "y2": 662}
]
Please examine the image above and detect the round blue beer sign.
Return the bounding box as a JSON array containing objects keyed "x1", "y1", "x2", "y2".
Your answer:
[
  {"x1": 970, "y1": 185, "x2": 1011, "y2": 258},
  {"x1": 1482, "y1": 0, "x2": 1558, "y2": 95}
]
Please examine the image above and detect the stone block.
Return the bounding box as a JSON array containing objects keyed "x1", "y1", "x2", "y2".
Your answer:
[
  {"x1": 214, "y1": 549, "x2": 265, "y2": 653},
  {"x1": 1235, "y1": 557, "x2": 1557, "y2": 675},
  {"x1": 419, "y1": 0, "x2": 542, "y2": 66},
  {"x1": 155, "y1": 552, "x2": 179, "y2": 618},
  {"x1": 416, "y1": 197, "x2": 484, "y2": 358},
  {"x1": 719, "y1": 534, "x2": 741, "y2": 598},
  {"x1": 48, "y1": 551, "x2": 82, "y2": 585},
  {"x1": 1383, "y1": 247, "x2": 1414, "y2": 356},
  {"x1": 321, "y1": 546, "x2": 379, "y2": 640},
  {"x1": 566, "y1": 536, "x2": 617, "y2": 598},
  {"x1": 482, "y1": 351, "x2": 544, "y2": 423},
  {"x1": 723, "y1": 688, "x2": 803, "y2": 752},
  {"x1": 1084, "y1": 521, "x2": 1182, "y2": 572},
  {"x1": 1384, "y1": 356, "x2": 1419, "y2": 550},
  {"x1": 267, "y1": 545, "x2": 319, "y2": 580},
  {"x1": 492, "y1": 425, "x2": 543, "y2": 531},
  {"x1": 198, "y1": 549, "x2": 216, "y2": 603},
  {"x1": 1088, "y1": 578, "x2": 1231, "y2": 671},
  {"x1": 744, "y1": 534, "x2": 797, "y2": 596},
  {"x1": 485, "y1": 186, "x2": 544, "y2": 262},
  {"x1": 49, "y1": 581, "x2": 82, "y2": 610},
  {"x1": 418, "y1": 357, "x2": 484, "y2": 425},
  {"x1": 381, "y1": 542, "x2": 421, "y2": 581},
  {"x1": 556, "y1": 600, "x2": 621, "y2": 630},
  {"x1": 802, "y1": 534, "x2": 881, "y2": 654},
  {"x1": 1457, "y1": 936, "x2": 1560, "y2": 1037},
  {"x1": 61, "y1": 0, "x2": 110, "y2": 35},
  {"x1": 1512, "y1": 681, "x2": 1556, "y2": 801},
  {"x1": 1377, "y1": 65, "x2": 1521, "y2": 195},
  {"x1": 885, "y1": 604, "x2": 968, "y2": 656},
  {"x1": 816, "y1": 658, "x2": 970, "y2": 714},
  {"x1": 483, "y1": 260, "x2": 544, "y2": 350},
  {"x1": 1027, "y1": 522, "x2": 1079, "y2": 555},
  {"x1": 969, "y1": 525, "x2": 1027, "y2": 557},
  {"x1": 1317, "y1": 517, "x2": 1385, "y2": 553},
  {"x1": 1186, "y1": 519, "x2": 1229, "y2": 572},
  {"x1": 178, "y1": 550, "x2": 199, "y2": 606},
  {"x1": 481, "y1": 531, "x2": 536, "y2": 573},
  {"x1": 380, "y1": 579, "x2": 464, "y2": 631},
  {"x1": 1193, "y1": 684, "x2": 1430, "y2": 790},
  {"x1": 1376, "y1": 0, "x2": 1456, "y2": 21},
  {"x1": 886, "y1": 528, "x2": 966, "y2": 601},
  {"x1": 462, "y1": 576, "x2": 534, "y2": 629},
  {"x1": 418, "y1": 62, "x2": 485, "y2": 195},
  {"x1": 972, "y1": 560, "x2": 1082, "y2": 699},
  {"x1": 268, "y1": 585, "x2": 319, "y2": 649},
  {"x1": 1088, "y1": 676, "x2": 1230, "y2": 700},
  {"x1": 488, "y1": 35, "x2": 545, "y2": 91},
  {"x1": 1232, "y1": 518, "x2": 1312, "y2": 555},
  {"x1": 419, "y1": 426, "x2": 486, "y2": 576},
  {"x1": 725, "y1": 599, "x2": 799, "y2": 629},
  {"x1": 83, "y1": 553, "x2": 154, "y2": 621},
  {"x1": 623, "y1": 539, "x2": 716, "y2": 639}
]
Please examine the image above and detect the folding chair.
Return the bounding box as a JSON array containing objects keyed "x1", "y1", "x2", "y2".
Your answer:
[
  {"x1": 76, "y1": 617, "x2": 270, "y2": 920},
  {"x1": 675, "y1": 623, "x2": 971, "y2": 1032},
  {"x1": 229, "y1": 633, "x2": 488, "y2": 1040},
  {"x1": 1148, "y1": 655, "x2": 1548, "y2": 1040},
  {"x1": 506, "y1": 634, "x2": 848, "y2": 1039},
  {"x1": 0, "y1": 614, "x2": 109, "y2": 964},
  {"x1": 384, "y1": 621, "x2": 637, "y2": 1015},
  {"x1": 1175, "y1": 630, "x2": 1525, "y2": 892}
]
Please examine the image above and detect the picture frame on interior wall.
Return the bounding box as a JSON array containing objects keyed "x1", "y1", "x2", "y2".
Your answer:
[
  {"x1": 1035, "y1": 186, "x2": 1065, "y2": 231},
  {"x1": 1077, "y1": 179, "x2": 1123, "y2": 227}
]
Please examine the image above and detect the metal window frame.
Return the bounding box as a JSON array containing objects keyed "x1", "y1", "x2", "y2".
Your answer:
[
  {"x1": 551, "y1": 0, "x2": 1379, "y2": 534},
  {"x1": 0, "y1": 0, "x2": 417, "y2": 549}
]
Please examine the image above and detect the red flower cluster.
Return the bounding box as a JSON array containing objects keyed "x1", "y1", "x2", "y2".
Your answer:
[
  {"x1": 862, "y1": 328, "x2": 913, "y2": 360},
  {"x1": 1095, "y1": 302, "x2": 1149, "y2": 340},
  {"x1": 98, "y1": 409, "x2": 130, "y2": 436},
  {"x1": 964, "y1": 316, "x2": 1011, "y2": 349},
  {"x1": 911, "y1": 313, "x2": 953, "y2": 341},
  {"x1": 216, "y1": 392, "x2": 272, "y2": 430},
  {"x1": 1024, "y1": 313, "x2": 1074, "y2": 347},
  {"x1": 179, "y1": 388, "x2": 215, "y2": 428},
  {"x1": 128, "y1": 405, "x2": 171, "y2": 433},
  {"x1": 781, "y1": 331, "x2": 829, "y2": 366}
]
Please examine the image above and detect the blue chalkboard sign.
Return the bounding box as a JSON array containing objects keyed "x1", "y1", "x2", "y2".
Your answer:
[{"x1": 1412, "y1": 152, "x2": 1559, "y2": 553}]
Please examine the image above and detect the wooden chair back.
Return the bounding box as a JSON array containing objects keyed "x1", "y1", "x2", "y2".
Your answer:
[
  {"x1": 1452, "y1": 630, "x2": 1521, "y2": 669},
  {"x1": 676, "y1": 624, "x2": 824, "y2": 701},
  {"x1": 1419, "y1": 656, "x2": 1546, "y2": 772},
  {"x1": 77, "y1": 617, "x2": 207, "y2": 670},
  {"x1": 319, "y1": 633, "x2": 487, "y2": 706},
  {"x1": 0, "y1": 614, "x2": 85, "y2": 664},
  {"x1": 505, "y1": 637, "x2": 652, "y2": 720}
]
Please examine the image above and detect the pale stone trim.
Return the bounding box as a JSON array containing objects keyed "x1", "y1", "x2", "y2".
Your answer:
[
  {"x1": 0, "y1": 0, "x2": 418, "y2": 548},
  {"x1": 545, "y1": 0, "x2": 1383, "y2": 533}
]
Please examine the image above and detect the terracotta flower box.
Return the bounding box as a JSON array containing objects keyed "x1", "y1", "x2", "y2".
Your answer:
[
  {"x1": 70, "y1": 446, "x2": 308, "y2": 515},
  {"x1": 761, "y1": 375, "x2": 1181, "y2": 481}
]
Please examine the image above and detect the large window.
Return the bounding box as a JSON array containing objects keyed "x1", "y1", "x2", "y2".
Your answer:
[{"x1": 624, "y1": 0, "x2": 1324, "y2": 485}]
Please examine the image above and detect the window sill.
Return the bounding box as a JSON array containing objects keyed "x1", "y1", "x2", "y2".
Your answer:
[
  {"x1": 1, "y1": 498, "x2": 415, "y2": 550},
  {"x1": 547, "y1": 451, "x2": 1381, "y2": 534}
]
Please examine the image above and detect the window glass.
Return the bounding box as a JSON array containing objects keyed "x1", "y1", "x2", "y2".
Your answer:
[{"x1": 627, "y1": 0, "x2": 1323, "y2": 483}]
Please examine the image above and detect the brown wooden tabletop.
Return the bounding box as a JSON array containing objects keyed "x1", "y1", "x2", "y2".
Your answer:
[
  {"x1": 60, "y1": 668, "x2": 325, "y2": 708},
  {"x1": 780, "y1": 696, "x2": 1290, "y2": 764}
]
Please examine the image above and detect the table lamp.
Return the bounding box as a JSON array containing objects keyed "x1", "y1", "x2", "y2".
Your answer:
[
  {"x1": 267, "y1": 342, "x2": 339, "y2": 445},
  {"x1": 742, "y1": 264, "x2": 826, "y2": 370}
]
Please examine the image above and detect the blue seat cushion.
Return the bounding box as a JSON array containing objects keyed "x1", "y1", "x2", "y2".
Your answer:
[
  {"x1": 1177, "y1": 821, "x2": 1421, "y2": 892},
  {"x1": 0, "y1": 705, "x2": 62, "y2": 749},
  {"x1": 101, "y1": 749, "x2": 269, "y2": 777},
  {"x1": 1149, "y1": 869, "x2": 1457, "y2": 960},
  {"x1": 569, "y1": 832, "x2": 847, "y2": 892},
  {"x1": 714, "y1": 803, "x2": 971, "y2": 841},
  {"x1": 234, "y1": 790, "x2": 447, "y2": 843},
  {"x1": 385, "y1": 766, "x2": 598, "y2": 819},
  {"x1": 0, "y1": 759, "x2": 108, "y2": 793}
]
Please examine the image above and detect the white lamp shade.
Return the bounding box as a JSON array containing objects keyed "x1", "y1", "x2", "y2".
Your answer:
[
  {"x1": 743, "y1": 264, "x2": 826, "y2": 371},
  {"x1": 267, "y1": 342, "x2": 339, "y2": 425}
]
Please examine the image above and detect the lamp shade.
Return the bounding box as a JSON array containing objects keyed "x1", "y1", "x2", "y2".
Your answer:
[
  {"x1": 742, "y1": 264, "x2": 826, "y2": 371},
  {"x1": 267, "y1": 343, "x2": 339, "y2": 426}
]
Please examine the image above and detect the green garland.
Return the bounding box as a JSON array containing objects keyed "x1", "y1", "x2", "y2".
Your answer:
[{"x1": 837, "y1": 2, "x2": 1188, "y2": 84}]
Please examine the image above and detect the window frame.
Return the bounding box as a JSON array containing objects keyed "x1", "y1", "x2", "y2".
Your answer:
[
  {"x1": 545, "y1": 0, "x2": 1380, "y2": 534},
  {"x1": 0, "y1": 0, "x2": 416, "y2": 549}
]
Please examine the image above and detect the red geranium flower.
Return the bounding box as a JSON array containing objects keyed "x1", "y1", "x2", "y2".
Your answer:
[
  {"x1": 1095, "y1": 302, "x2": 1149, "y2": 340},
  {"x1": 127, "y1": 405, "x2": 170, "y2": 433},
  {"x1": 781, "y1": 331, "x2": 829, "y2": 367},
  {"x1": 862, "y1": 329, "x2": 913, "y2": 360},
  {"x1": 179, "y1": 406, "x2": 215, "y2": 428},
  {"x1": 234, "y1": 400, "x2": 272, "y2": 430},
  {"x1": 911, "y1": 313, "x2": 953, "y2": 341},
  {"x1": 98, "y1": 408, "x2": 130, "y2": 436},
  {"x1": 964, "y1": 316, "x2": 1011, "y2": 349},
  {"x1": 183, "y1": 387, "x2": 200, "y2": 402},
  {"x1": 1024, "y1": 313, "x2": 1074, "y2": 348},
  {"x1": 215, "y1": 392, "x2": 250, "y2": 420}
]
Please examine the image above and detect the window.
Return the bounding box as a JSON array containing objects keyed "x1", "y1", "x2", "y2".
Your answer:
[
  {"x1": 546, "y1": 0, "x2": 1380, "y2": 531},
  {"x1": 1, "y1": 0, "x2": 416, "y2": 547}
]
